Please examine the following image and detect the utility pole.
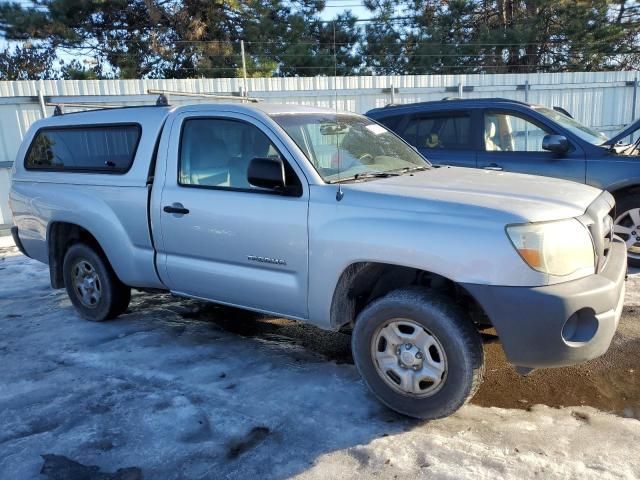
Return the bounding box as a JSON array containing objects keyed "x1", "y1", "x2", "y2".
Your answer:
[
  {"x1": 632, "y1": 77, "x2": 638, "y2": 122},
  {"x1": 38, "y1": 79, "x2": 47, "y2": 118},
  {"x1": 240, "y1": 40, "x2": 249, "y2": 102}
]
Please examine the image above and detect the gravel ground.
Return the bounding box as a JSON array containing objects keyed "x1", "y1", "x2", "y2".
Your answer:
[{"x1": 1, "y1": 236, "x2": 639, "y2": 479}]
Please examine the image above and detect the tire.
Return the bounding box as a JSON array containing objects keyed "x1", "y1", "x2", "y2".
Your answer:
[
  {"x1": 352, "y1": 287, "x2": 484, "y2": 420},
  {"x1": 62, "y1": 243, "x2": 131, "y2": 321},
  {"x1": 613, "y1": 190, "x2": 640, "y2": 268}
]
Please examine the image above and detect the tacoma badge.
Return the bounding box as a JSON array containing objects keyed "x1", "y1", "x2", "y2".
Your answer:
[{"x1": 247, "y1": 255, "x2": 287, "y2": 265}]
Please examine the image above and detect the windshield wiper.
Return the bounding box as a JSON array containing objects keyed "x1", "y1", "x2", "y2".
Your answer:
[
  {"x1": 624, "y1": 138, "x2": 640, "y2": 156},
  {"x1": 611, "y1": 139, "x2": 640, "y2": 155},
  {"x1": 390, "y1": 166, "x2": 430, "y2": 174},
  {"x1": 328, "y1": 171, "x2": 401, "y2": 184},
  {"x1": 355, "y1": 171, "x2": 401, "y2": 179},
  {"x1": 328, "y1": 165, "x2": 430, "y2": 184}
]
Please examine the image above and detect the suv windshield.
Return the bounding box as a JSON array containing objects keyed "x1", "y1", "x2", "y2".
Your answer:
[
  {"x1": 534, "y1": 107, "x2": 609, "y2": 145},
  {"x1": 271, "y1": 113, "x2": 429, "y2": 183}
]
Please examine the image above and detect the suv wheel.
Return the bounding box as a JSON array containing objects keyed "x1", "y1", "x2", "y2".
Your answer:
[
  {"x1": 613, "y1": 191, "x2": 640, "y2": 267},
  {"x1": 63, "y1": 243, "x2": 131, "y2": 321},
  {"x1": 352, "y1": 287, "x2": 484, "y2": 419}
]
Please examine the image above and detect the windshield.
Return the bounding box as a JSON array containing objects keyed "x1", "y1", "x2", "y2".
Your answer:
[
  {"x1": 534, "y1": 107, "x2": 609, "y2": 145},
  {"x1": 271, "y1": 113, "x2": 430, "y2": 183}
]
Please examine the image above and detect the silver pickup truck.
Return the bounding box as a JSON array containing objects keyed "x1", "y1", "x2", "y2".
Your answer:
[{"x1": 9, "y1": 101, "x2": 627, "y2": 419}]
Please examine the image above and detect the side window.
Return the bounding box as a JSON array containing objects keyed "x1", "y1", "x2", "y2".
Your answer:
[
  {"x1": 376, "y1": 115, "x2": 403, "y2": 132},
  {"x1": 399, "y1": 118, "x2": 419, "y2": 145},
  {"x1": 484, "y1": 112, "x2": 550, "y2": 152},
  {"x1": 25, "y1": 125, "x2": 140, "y2": 172},
  {"x1": 399, "y1": 114, "x2": 472, "y2": 150},
  {"x1": 179, "y1": 118, "x2": 300, "y2": 192}
]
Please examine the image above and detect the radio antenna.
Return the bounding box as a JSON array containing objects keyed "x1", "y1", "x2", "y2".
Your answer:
[{"x1": 333, "y1": 21, "x2": 344, "y2": 201}]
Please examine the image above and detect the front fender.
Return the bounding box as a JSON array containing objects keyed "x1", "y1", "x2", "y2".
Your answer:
[{"x1": 306, "y1": 188, "x2": 547, "y2": 329}]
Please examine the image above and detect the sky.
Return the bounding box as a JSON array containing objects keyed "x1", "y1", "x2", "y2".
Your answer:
[{"x1": 320, "y1": 1, "x2": 370, "y2": 20}]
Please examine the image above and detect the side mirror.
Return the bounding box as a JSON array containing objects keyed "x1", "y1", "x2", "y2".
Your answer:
[
  {"x1": 248, "y1": 157, "x2": 286, "y2": 191},
  {"x1": 542, "y1": 134, "x2": 570, "y2": 155}
]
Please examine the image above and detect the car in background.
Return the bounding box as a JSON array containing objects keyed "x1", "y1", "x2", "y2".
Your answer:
[{"x1": 366, "y1": 98, "x2": 640, "y2": 266}]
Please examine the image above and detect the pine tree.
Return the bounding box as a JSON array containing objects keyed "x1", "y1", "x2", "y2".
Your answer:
[
  {"x1": 0, "y1": 0, "x2": 638, "y2": 77},
  {"x1": 0, "y1": 44, "x2": 56, "y2": 80}
]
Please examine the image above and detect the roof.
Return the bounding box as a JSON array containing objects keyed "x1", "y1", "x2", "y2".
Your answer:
[
  {"x1": 366, "y1": 97, "x2": 533, "y2": 117},
  {"x1": 170, "y1": 102, "x2": 342, "y2": 116},
  {"x1": 169, "y1": 102, "x2": 352, "y2": 122}
]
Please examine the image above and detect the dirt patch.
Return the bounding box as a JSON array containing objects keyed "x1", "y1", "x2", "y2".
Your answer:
[
  {"x1": 40, "y1": 454, "x2": 142, "y2": 480},
  {"x1": 472, "y1": 306, "x2": 640, "y2": 418},
  {"x1": 226, "y1": 426, "x2": 271, "y2": 460}
]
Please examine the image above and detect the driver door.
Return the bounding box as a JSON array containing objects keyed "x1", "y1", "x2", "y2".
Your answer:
[
  {"x1": 477, "y1": 110, "x2": 586, "y2": 183},
  {"x1": 155, "y1": 112, "x2": 310, "y2": 319}
]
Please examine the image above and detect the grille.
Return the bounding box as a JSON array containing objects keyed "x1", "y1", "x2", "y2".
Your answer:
[
  {"x1": 584, "y1": 199, "x2": 615, "y2": 273},
  {"x1": 601, "y1": 210, "x2": 614, "y2": 267}
]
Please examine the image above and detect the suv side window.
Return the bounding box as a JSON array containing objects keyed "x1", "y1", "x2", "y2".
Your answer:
[
  {"x1": 25, "y1": 124, "x2": 140, "y2": 172},
  {"x1": 179, "y1": 118, "x2": 301, "y2": 192},
  {"x1": 484, "y1": 112, "x2": 550, "y2": 152},
  {"x1": 400, "y1": 113, "x2": 472, "y2": 150},
  {"x1": 375, "y1": 115, "x2": 403, "y2": 132}
]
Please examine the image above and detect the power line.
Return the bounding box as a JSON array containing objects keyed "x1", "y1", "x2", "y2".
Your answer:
[
  {"x1": 40, "y1": 38, "x2": 640, "y2": 55},
  {"x1": 103, "y1": 51, "x2": 640, "y2": 58},
  {"x1": 166, "y1": 39, "x2": 640, "y2": 47}
]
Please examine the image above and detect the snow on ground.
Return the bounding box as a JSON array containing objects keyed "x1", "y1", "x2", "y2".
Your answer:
[
  {"x1": 0, "y1": 242, "x2": 639, "y2": 479},
  {"x1": 0, "y1": 234, "x2": 17, "y2": 251}
]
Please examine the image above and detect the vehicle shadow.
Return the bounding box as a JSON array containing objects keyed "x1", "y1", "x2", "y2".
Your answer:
[{"x1": 178, "y1": 301, "x2": 354, "y2": 365}]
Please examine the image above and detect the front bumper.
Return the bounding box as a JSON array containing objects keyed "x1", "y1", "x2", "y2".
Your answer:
[{"x1": 463, "y1": 237, "x2": 627, "y2": 369}]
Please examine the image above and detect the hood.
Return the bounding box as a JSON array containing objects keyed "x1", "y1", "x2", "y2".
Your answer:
[
  {"x1": 344, "y1": 166, "x2": 604, "y2": 224},
  {"x1": 603, "y1": 117, "x2": 640, "y2": 146}
]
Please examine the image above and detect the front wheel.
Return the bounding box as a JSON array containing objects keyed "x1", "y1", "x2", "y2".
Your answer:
[
  {"x1": 352, "y1": 288, "x2": 484, "y2": 419},
  {"x1": 613, "y1": 191, "x2": 640, "y2": 267},
  {"x1": 63, "y1": 243, "x2": 131, "y2": 321}
]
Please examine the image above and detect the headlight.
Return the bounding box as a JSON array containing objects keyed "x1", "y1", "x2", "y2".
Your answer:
[{"x1": 506, "y1": 218, "x2": 595, "y2": 276}]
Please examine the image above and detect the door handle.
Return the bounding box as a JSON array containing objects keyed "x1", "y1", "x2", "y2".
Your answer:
[
  {"x1": 163, "y1": 204, "x2": 190, "y2": 215},
  {"x1": 483, "y1": 163, "x2": 503, "y2": 171}
]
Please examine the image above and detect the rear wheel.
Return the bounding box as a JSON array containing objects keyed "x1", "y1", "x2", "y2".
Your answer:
[
  {"x1": 613, "y1": 192, "x2": 640, "y2": 267},
  {"x1": 63, "y1": 243, "x2": 131, "y2": 321},
  {"x1": 352, "y1": 288, "x2": 484, "y2": 419}
]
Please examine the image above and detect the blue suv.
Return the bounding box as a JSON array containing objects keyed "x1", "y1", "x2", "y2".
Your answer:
[{"x1": 367, "y1": 98, "x2": 640, "y2": 266}]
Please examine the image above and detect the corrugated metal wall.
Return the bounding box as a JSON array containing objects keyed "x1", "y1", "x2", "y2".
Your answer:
[{"x1": 0, "y1": 71, "x2": 639, "y2": 225}]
